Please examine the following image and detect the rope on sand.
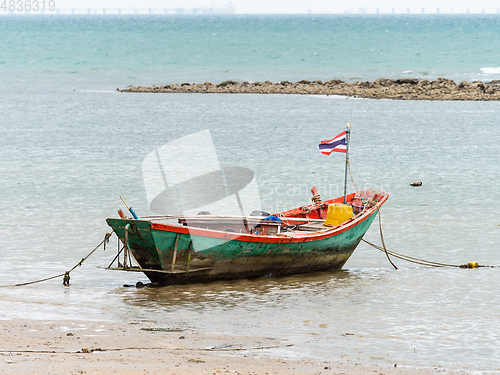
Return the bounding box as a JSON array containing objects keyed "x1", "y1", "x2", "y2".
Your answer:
[{"x1": 0, "y1": 343, "x2": 295, "y2": 354}]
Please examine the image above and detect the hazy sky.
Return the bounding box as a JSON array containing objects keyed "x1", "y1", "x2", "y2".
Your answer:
[{"x1": 58, "y1": 0, "x2": 500, "y2": 13}]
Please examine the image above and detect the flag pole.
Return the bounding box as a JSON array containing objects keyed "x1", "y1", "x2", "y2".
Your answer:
[{"x1": 343, "y1": 123, "x2": 350, "y2": 204}]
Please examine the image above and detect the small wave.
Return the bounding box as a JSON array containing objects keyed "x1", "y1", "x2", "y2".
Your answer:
[
  {"x1": 480, "y1": 67, "x2": 500, "y2": 74},
  {"x1": 418, "y1": 70, "x2": 432, "y2": 76}
]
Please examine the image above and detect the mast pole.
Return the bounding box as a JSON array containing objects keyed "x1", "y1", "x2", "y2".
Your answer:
[{"x1": 343, "y1": 123, "x2": 350, "y2": 204}]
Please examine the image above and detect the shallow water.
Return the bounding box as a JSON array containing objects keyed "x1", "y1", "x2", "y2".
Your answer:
[
  {"x1": 1, "y1": 91, "x2": 499, "y2": 369},
  {"x1": 1, "y1": 14, "x2": 500, "y2": 371}
]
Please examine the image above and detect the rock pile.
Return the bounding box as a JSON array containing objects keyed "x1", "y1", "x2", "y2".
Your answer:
[{"x1": 120, "y1": 78, "x2": 500, "y2": 101}]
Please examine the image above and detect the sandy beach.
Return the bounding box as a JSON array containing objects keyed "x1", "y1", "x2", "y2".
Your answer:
[{"x1": 0, "y1": 319, "x2": 463, "y2": 375}]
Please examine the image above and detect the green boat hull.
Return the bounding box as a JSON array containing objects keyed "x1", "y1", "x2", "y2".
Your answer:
[{"x1": 106, "y1": 190, "x2": 386, "y2": 285}]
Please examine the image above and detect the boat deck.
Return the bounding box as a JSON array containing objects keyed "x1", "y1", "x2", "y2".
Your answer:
[
  {"x1": 294, "y1": 221, "x2": 331, "y2": 231},
  {"x1": 176, "y1": 216, "x2": 347, "y2": 236},
  {"x1": 141, "y1": 189, "x2": 380, "y2": 237}
]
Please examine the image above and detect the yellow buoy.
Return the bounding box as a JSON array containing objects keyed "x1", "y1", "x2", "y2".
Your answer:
[
  {"x1": 468, "y1": 262, "x2": 479, "y2": 268},
  {"x1": 323, "y1": 204, "x2": 353, "y2": 227}
]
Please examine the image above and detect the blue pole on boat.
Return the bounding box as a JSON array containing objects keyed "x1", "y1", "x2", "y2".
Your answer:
[
  {"x1": 344, "y1": 123, "x2": 350, "y2": 204},
  {"x1": 120, "y1": 196, "x2": 139, "y2": 219},
  {"x1": 128, "y1": 207, "x2": 139, "y2": 220}
]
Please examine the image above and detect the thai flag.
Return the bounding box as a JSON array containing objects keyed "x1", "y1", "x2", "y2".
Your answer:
[{"x1": 319, "y1": 131, "x2": 347, "y2": 155}]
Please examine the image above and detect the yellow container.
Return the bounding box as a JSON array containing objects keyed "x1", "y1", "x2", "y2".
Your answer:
[{"x1": 323, "y1": 204, "x2": 354, "y2": 227}]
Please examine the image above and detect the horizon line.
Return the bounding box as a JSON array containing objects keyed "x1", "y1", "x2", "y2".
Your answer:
[{"x1": 2, "y1": 9, "x2": 500, "y2": 15}]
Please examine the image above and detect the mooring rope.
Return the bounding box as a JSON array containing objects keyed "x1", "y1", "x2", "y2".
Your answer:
[
  {"x1": 347, "y1": 160, "x2": 358, "y2": 193},
  {"x1": 362, "y1": 237, "x2": 495, "y2": 269},
  {"x1": 375, "y1": 207, "x2": 398, "y2": 270},
  {"x1": 362, "y1": 210, "x2": 495, "y2": 269},
  {"x1": 346, "y1": 155, "x2": 494, "y2": 269},
  {"x1": 0, "y1": 233, "x2": 112, "y2": 288}
]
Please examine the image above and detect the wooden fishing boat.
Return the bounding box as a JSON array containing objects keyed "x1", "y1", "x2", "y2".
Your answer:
[{"x1": 105, "y1": 188, "x2": 388, "y2": 285}]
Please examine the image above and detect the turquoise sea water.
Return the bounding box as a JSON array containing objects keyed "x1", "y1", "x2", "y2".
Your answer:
[
  {"x1": 1, "y1": 14, "x2": 500, "y2": 371},
  {"x1": 2, "y1": 15, "x2": 500, "y2": 87}
]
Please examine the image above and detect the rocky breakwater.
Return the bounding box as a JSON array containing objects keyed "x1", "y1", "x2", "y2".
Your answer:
[{"x1": 120, "y1": 78, "x2": 500, "y2": 101}]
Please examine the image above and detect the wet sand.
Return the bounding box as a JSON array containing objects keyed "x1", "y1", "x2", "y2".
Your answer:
[{"x1": 0, "y1": 319, "x2": 454, "y2": 374}]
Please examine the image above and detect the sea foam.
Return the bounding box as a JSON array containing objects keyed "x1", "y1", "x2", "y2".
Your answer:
[{"x1": 480, "y1": 67, "x2": 500, "y2": 74}]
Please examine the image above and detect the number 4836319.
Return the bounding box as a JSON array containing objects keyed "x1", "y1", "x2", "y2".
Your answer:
[{"x1": 1, "y1": 0, "x2": 56, "y2": 11}]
